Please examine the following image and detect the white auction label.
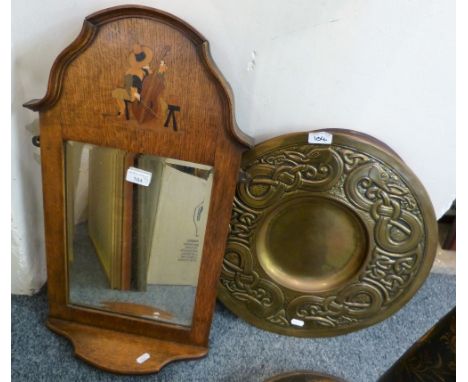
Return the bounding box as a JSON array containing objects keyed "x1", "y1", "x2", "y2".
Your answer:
[
  {"x1": 290, "y1": 318, "x2": 305, "y2": 327},
  {"x1": 308, "y1": 131, "x2": 333, "y2": 145},
  {"x1": 136, "y1": 352, "x2": 151, "y2": 364},
  {"x1": 126, "y1": 166, "x2": 152, "y2": 186}
]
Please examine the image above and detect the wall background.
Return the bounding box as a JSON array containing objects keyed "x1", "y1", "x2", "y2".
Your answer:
[{"x1": 11, "y1": 0, "x2": 455, "y2": 294}]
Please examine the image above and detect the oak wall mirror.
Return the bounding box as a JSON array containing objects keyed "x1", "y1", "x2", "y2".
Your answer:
[{"x1": 24, "y1": 5, "x2": 252, "y2": 374}]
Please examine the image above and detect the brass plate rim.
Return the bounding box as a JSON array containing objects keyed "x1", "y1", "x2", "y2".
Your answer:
[
  {"x1": 218, "y1": 129, "x2": 438, "y2": 337},
  {"x1": 263, "y1": 370, "x2": 347, "y2": 382}
]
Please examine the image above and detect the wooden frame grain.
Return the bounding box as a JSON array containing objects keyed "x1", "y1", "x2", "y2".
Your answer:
[{"x1": 24, "y1": 5, "x2": 252, "y2": 373}]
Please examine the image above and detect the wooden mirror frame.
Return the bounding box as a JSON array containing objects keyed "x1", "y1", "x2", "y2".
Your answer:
[{"x1": 23, "y1": 5, "x2": 252, "y2": 374}]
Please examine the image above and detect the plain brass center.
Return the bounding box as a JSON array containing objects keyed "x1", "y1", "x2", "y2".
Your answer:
[{"x1": 256, "y1": 197, "x2": 368, "y2": 293}]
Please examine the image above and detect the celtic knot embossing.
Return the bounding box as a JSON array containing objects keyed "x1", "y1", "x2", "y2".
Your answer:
[
  {"x1": 219, "y1": 142, "x2": 429, "y2": 334},
  {"x1": 238, "y1": 147, "x2": 344, "y2": 209},
  {"x1": 221, "y1": 241, "x2": 285, "y2": 318},
  {"x1": 266, "y1": 309, "x2": 289, "y2": 327},
  {"x1": 286, "y1": 284, "x2": 382, "y2": 327},
  {"x1": 228, "y1": 197, "x2": 258, "y2": 244},
  {"x1": 363, "y1": 246, "x2": 421, "y2": 302},
  {"x1": 337, "y1": 148, "x2": 371, "y2": 172},
  {"x1": 345, "y1": 162, "x2": 423, "y2": 253}
]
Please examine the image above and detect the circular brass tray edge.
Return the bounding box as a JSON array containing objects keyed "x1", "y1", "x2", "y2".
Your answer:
[
  {"x1": 220, "y1": 130, "x2": 439, "y2": 336},
  {"x1": 218, "y1": 240, "x2": 437, "y2": 337},
  {"x1": 217, "y1": 282, "x2": 361, "y2": 338},
  {"x1": 263, "y1": 370, "x2": 347, "y2": 382},
  {"x1": 243, "y1": 129, "x2": 401, "y2": 165},
  {"x1": 218, "y1": 231, "x2": 435, "y2": 339}
]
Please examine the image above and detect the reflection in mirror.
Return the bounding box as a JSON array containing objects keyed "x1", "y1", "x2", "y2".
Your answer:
[{"x1": 65, "y1": 141, "x2": 213, "y2": 326}]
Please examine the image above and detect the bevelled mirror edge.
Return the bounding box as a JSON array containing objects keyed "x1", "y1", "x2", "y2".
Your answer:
[{"x1": 64, "y1": 140, "x2": 214, "y2": 328}]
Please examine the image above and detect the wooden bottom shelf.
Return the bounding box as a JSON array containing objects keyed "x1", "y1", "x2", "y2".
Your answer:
[{"x1": 47, "y1": 318, "x2": 207, "y2": 374}]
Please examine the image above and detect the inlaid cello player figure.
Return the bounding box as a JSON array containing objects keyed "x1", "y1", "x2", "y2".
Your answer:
[{"x1": 112, "y1": 43, "x2": 154, "y2": 119}]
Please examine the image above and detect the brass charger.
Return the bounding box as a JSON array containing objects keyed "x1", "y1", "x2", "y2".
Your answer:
[{"x1": 218, "y1": 129, "x2": 438, "y2": 337}]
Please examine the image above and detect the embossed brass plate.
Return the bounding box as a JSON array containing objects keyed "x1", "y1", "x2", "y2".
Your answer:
[{"x1": 218, "y1": 130, "x2": 438, "y2": 337}]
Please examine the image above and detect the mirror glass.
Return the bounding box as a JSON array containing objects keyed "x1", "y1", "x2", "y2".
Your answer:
[{"x1": 65, "y1": 141, "x2": 213, "y2": 327}]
